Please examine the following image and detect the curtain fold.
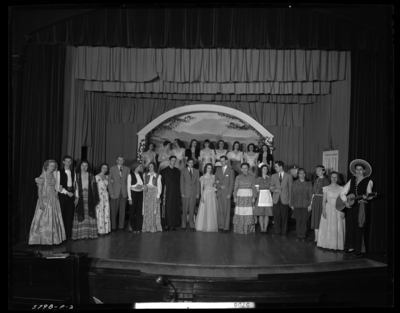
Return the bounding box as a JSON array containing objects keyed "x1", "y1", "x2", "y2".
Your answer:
[
  {"x1": 18, "y1": 44, "x2": 66, "y2": 242},
  {"x1": 31, "y1": 8, "x2": 382, "y2": 50},
  {"x1": 104, "y1": 93, "x2": 317, "y2": 104},
  {"x1": 75, "y1": 47, "x2": 347, "y2": 83},
  {"x1": 84, "y1": 79, "x2": 332, "y2": 95},
  {"x1": 348, "y1": 50, "x2": 390, "y2": 253}
]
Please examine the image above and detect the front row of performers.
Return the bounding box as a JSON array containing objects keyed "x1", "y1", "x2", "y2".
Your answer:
[{"x1": 29, "y1": 141, "x2": 374, "y2": 259}]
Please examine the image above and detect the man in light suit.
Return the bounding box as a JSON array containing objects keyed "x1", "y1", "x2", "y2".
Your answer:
[
  {"x1": 180, "y1": 158, "x2": 200, "y2": 231},
  {"x1": 215, "y1": 155, "x2": 235, "y2": 233},
  {"x1": 270, "y1": 161, "x2": 293, "y2": 238},
  {"x1": 108, "y1": 155, "x2": 130, "y2": 232}
]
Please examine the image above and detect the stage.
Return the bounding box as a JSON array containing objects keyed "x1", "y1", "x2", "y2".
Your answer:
[{"x1": 14, "y1": 224, "x2": 386, "y2": 279}]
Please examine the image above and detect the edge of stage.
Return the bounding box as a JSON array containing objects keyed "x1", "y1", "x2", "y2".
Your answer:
[{"x1": 14, "y1": 225, "x2": 387, "y2": 279}]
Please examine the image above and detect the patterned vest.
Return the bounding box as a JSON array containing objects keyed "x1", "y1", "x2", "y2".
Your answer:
[{"x1": 145, "y1": 173, "x2": 158, "y2": 186}]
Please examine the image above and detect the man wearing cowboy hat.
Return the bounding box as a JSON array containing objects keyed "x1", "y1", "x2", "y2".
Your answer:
[{"x1": 340, "y1": 159, "x2": 374, "y2": 257}]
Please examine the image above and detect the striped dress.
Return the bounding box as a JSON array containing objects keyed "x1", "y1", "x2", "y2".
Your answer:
[
  {"x1": 233, "y1": 174, "x2": 258, "y2": 234},
  {"x1": 72, "y1": 173, "x2": 98, "y2": 240}
]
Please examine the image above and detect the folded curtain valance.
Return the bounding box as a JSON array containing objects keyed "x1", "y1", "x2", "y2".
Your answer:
[
  {"x1": 75, "y1": 47, "x2": 347, "y2": 83},
  {"x1": 84, "y1": 79, "x2": 331, "y2": 95},
  {"x1": 103, "y1": 92, "x2": 317, "y2": 104}
]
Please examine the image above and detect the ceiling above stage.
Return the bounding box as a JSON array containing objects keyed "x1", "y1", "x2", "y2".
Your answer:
[{"x1": 10, "y1": 4, "x2": 392, "y2": 55}]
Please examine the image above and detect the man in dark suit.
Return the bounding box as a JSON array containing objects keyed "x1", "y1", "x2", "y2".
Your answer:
[
  {"x1": 108, "y1": 155, "x2": 130, "y2": 232},
  {"x1": 57, "y1": 155, "x2": 75, "y2": 240},
  {"x1": 270, "y1": 161, "x2": 293, "y2": 238},
  {"x1": 180, "y1": 158, "x2": 200, "y2": 231},
  {"x1": 215, "y1": 155, "x2": 235, "y2": 233}
]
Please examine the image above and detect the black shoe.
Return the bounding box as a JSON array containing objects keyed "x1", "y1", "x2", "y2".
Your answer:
[
  {"x1": 190, "y1": 228, "x2": 196, "y2": 232},
  {"x1": 223, "y1": 230, "x2": 229, "y2": 233},
  {"x1": 344, "y1": 249, "x2": 354, "y2": 254},
  {"x1": 218, "y1": 228, "x2": 223, "y2": 233},
  {"x1": 181, "y1": 227, "x2": 186, "y2": 231},
  {"x1": 170, "y1": 227, "x2": 176, "y2": 231},
  {"x1": 352, "y1": 252, "x2": 362, "y2": 257}
]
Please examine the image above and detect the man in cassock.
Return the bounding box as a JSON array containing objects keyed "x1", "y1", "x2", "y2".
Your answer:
[{"x1": 160, "y1": 155, "x2": 181, "y2": 231}]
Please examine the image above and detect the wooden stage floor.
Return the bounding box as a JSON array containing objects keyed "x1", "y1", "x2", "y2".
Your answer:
[{"x1": 14, "y1": 224, "x2": 387, "y2": 278}]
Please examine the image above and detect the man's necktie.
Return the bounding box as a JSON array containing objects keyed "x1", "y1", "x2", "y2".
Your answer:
[
  {"x1": 279, "y1": 173, "x2": 282, "y2": 183},
  {"x1": 119, "y1": 167, "x2": 122, "y2": 177},
  {"x1": 189, "y1": 168, "x2": 192, "y2": 178}
]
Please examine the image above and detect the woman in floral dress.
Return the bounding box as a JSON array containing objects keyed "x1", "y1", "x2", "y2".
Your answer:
[
  {"x1": 233, "y1": 163, "x2": 257, "y2": 234},
  {"x1": 95, "y1": 163, "x2": 111, "y2": 235},
  {"x1": 29, "y1": 160, "x2": 66, "y2": 245},
  {"x1": 142, "y1": 162, "x2": 163, "y2": 233}
]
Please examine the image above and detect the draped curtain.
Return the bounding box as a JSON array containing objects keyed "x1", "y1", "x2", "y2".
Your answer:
[
  {"x1": 18, "y1": 44, "x2": 66, "y2": 242},
  {"x1": 31, "y1": 8, "x2": 382, "y2": 50},
  {"x1": 63, "y1": 46, "x2": 351, "y2": 179},
  {"x1": 348, "y1": 51, "x2": 390, "y2": 253}
]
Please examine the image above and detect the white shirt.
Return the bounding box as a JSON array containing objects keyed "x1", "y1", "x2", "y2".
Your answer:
[
  {"x1": 146, "y1": 172, "x2": 162, "y2": 199},
  {"x1": 340, "y1": 178, "x2": 373, "y2": 202},
  {"x1": 57, "y1": 169, "x2": 73, "y2": 194},
  {"x1": 127, "y1": 173, "x2": 144, "y2": 200}
]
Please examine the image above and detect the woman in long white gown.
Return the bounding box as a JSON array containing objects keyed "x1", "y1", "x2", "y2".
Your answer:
[
  {"x1": 317, "y1": 171, "x2": 346, "y2": 250},
  {"x1": 195, "y1": 163, "x2": 218, "y2": 232}
]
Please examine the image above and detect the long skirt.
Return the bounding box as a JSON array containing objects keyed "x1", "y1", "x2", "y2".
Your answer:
[
  {"x1": 233, "y1": 189, "x2": 257, "y2": 234},
  {"x1": 29, "y1": 193, "x2": 66, "y2": 245},
  {"x1": 142, "y1": 186, "x2": 163, "y2": 233},
  {"x1": 72, "y1": 189, "x2": 98, "y2": 240},
  {"x1": 310, "y1": 195, "x2": 323, "y2": 229}
]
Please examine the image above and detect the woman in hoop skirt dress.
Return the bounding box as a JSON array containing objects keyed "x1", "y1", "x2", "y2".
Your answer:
[
  {"x1": 195, "y1": 163, "x2": 218, "y2": 232},
  {"x1": 29, "y1": 160, "x2": 66, "y2": 245}
]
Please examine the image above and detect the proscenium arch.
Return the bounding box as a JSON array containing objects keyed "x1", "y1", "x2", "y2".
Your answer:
[{"x1": 137, "y1": 104, "x2": 274, "y2": 151}]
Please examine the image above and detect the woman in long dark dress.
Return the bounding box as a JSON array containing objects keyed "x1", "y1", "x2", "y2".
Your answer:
[
  {"x1": 309, "y1": 165, "x2": 330, "y2": 244},
  {"x1": 185, "y1": 139, "x2": 200, "y2": 170},
  {"x1": 29, "y1": 160, "x2": 66, "y2": 245},
  {"x1": 72, "y1": 160, "x2": 99, "y2": 240}
]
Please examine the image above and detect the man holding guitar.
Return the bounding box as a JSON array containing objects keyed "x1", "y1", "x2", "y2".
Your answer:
[{"x1": 339, "y1": 159, "x2": 375, "y2": 257}]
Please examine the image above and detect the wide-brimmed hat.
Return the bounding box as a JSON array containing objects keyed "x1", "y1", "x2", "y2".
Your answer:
[{"x1": 349, "y1": 159, "x2": 372, "y2": 177}]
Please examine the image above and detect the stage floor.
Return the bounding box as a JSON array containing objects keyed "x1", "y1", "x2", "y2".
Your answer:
[{"x1": 14, "y1": 224, "x2": 387, "y2": 278}]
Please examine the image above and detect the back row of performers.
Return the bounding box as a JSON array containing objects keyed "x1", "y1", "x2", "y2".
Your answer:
[{"x1": 142, "y1": 139, "x2": 274, "y2": 176}]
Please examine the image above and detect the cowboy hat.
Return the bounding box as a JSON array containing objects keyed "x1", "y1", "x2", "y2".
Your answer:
[{"x1": 349, "y1": 159, "x2": 372, "y2": 177}]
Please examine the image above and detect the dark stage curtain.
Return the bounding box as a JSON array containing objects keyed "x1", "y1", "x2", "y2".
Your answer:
[
  {"x1": 348, "y1": 50, "x2": 391, "y2": 253},
  {"x1": 17, "y1": 44, "x2": 66, "y2": 243},
  {"x1": 31, "y1": 8, "x2": 382, "y2": 50}
]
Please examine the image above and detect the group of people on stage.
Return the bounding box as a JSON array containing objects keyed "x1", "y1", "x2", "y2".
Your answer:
[{"x1": 29, "y1": 138, "x2": 374, "y2": 259}]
